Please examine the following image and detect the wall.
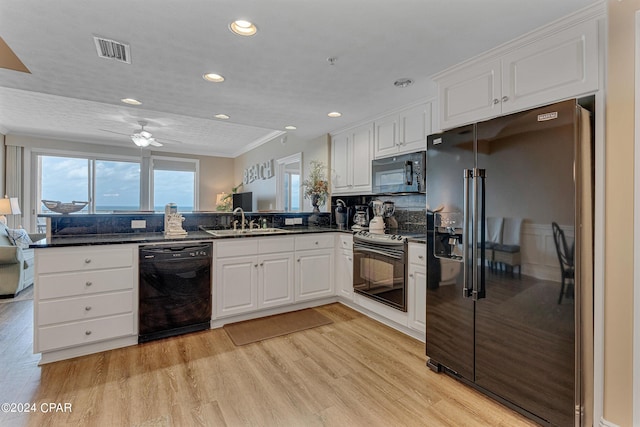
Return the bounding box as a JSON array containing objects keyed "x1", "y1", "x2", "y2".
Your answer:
[
  {"x1": 604, "y1": 1, "x2": 638, "y2": 425},
  {"x1": 233, "y1": 133, "x2": 330, "y2": 212}
]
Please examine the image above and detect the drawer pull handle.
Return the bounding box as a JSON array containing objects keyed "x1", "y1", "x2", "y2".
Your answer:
[
  {"x1": 84, "y1": 258, "x2": 92, "y2": 264},
  {"x1": 86, "y1": 281, "x2": 93, "y2": 286},
  {"x1": 85, "y1": 330, "x2": 92, "y2": 336},
  {"x1": 85, "y1": 306, "x2": 92, "y2": 311}
]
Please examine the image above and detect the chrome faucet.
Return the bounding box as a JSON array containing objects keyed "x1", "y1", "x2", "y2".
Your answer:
[{"x1": 233, "y1": 207, "x2": 246, "y2": 231}]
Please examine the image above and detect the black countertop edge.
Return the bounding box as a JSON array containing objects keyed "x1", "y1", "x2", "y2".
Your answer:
[{"x1": 30, "y1": 226, "x2": 353, "y2": 248}]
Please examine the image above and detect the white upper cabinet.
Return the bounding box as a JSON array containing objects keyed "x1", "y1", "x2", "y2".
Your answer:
[
  {"x1": 437, "y1": 19, "x2": 599, "y2": 130},
  {"x1": 374, "y1": 102, "x2": 432, "y2": 158},
  {"x1": 331, "y1": 123, "x2": 373, "y2": 195}
]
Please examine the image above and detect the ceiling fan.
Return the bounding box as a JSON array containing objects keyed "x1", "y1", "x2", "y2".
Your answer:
[
  {"x1": 100, "y1": 120, "x2": 183, "y2": 147},
  {"x1": 130, "y1": 121, "x2": 162, "y2": 147}
]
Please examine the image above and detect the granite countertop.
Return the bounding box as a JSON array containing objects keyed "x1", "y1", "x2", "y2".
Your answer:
[{"x1": 30, "y1": 226, "x2": 352, "y2": 248}]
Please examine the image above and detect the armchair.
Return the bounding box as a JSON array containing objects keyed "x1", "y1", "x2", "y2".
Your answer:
[{"x1": 0, "y1": 222, "x2": 44, "y2": 298}]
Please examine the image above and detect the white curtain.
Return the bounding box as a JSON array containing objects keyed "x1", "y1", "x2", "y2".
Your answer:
[{"x1": 5, "y1": 145, "x2": 23, "y2": 229}]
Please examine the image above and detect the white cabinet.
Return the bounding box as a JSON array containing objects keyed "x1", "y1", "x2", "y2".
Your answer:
[
  {"x1": 295, "y1": 234, "x2": 334, "y2": 301},
  {"x1": 331, "y1": 123, "x2": 373, "y2": 195},
  {"x1": 334, "y1": 234, "x2": 353, "y2": 300},
  {"x1": 215, "y1": 237, "x2": 295, "y2": 318},
  {"x1": 437, "y1": 19, "x2": 599, "y2": 129},
  {"x1": 407, "y1": 242, "x2": 427, "y2": 334},
  {"x1": 34, "y1": 245, "x2": 137, "y2": 355},
  {"x1": 374, "y1": 102, "x2": 433, "y2": 158},
  {"x1": 259, "y1": 252, "x2": 295, "y2": 309},
  {"x1": 216, "y1": 254, "x2": 259, "y2": 317}
]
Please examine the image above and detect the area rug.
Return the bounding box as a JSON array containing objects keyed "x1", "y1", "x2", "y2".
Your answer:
[{"x1": 223, "y1": 308, "x2": 333, "y2": 346}]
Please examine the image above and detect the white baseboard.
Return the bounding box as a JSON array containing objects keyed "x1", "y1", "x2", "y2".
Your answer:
[{"x1": 599, "y1": 417, "x2": 620, "y2": 427}]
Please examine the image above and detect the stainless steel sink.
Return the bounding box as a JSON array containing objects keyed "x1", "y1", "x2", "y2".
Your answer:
[{"x1": 203, "y1": 227, "x2": 293, "y2": 237}]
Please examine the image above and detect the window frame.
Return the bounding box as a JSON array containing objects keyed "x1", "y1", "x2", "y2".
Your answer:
[{"x1": 150, "y1": 155, "x2": 200, "y2": 212}]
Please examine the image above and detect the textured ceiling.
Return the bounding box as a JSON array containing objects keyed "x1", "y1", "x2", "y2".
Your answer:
[{"x1": 0, "y1": 0, "x2": 599, "y2": 157}]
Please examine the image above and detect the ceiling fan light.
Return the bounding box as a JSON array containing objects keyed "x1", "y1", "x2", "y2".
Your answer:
[
  {"x1": 131, "y1": 134, "x2": 150, "y2": 147},
  {"x1": 140, "y1": 130, "x2": 152, "y2": 139}
]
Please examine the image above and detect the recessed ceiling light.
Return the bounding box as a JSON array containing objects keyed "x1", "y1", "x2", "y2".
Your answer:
[
  {"x1": 327, "y1": 112, "x2": 342, "y2": 118},
  {"x1": 229, "y1": 20, "x2": 257, "y2": 36},
  {"x1": 121, "y1": 98, "x2": 142, "y2": 105},
  {"x1": 284, "y1": 125, "x2": 297, "y2": 130},
  {"x1": 394, "y1": 78, "x2": 414, "y2": 88},
  {"x1": 214, "y1": 114, "x2": 230, "y2": 120},
  {"x1": 203, "y1": 73, "x2": 225, "y2": 83}
]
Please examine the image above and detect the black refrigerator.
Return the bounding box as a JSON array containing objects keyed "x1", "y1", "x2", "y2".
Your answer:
[{"x1": 425, "y1": 99, "x2": 593, "y2": 426}]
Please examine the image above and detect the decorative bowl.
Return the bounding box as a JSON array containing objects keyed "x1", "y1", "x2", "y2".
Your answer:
[{"x1": 41, "y1": 200, "x2": 89, "y2": 214}]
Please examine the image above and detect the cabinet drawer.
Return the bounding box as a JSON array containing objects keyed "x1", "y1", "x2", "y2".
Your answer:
[
  {"x1": 37, "y1": 313, "x2": 135, "y2": 353},
  {"x1": 408, "y1": 242, "x2": 426, "y2": 266},
  {"x1": 258, "y1": 236, "x2": 295, "y2": 254},
  {"x1": 215, "y1": 239, "x2": 258, "y2": 258},
  {"x1": 295, "y1": 234, "x2": 334, "y2": 251},
  {"x1": 38, "y1": 291, "x2": 134, "y2": 326},
  {"x1": 337, "y1": 234, "x2": 353, "y2": 250},
  {"x1": 38, "y1": 268, "x2": 134, "y2": 299},
  {"x1": 37, "y1": 246, "x2": 134, "y2": 274}
]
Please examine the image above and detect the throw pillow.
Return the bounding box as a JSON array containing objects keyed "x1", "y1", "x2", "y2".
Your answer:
[{"x1": 6, "y1": 228, "x2": 33, "y2": 249}]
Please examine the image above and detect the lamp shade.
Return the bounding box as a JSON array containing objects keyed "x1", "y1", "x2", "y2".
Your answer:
[{"x1": 0, "y1": 197, "x2": 21, "y2": 215}]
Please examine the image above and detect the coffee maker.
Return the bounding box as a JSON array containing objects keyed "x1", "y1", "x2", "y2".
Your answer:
[
  {"x1": 334, "y1": 199, "x2": 349, "y2": 230},
  {"x1": 352, "y1": 205, "x2": 369, "y2": 229}
]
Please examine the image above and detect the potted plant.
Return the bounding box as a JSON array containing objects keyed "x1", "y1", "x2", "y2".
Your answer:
[{"x1": 302, "y1": 160, "x2": 329, "y2": 212}]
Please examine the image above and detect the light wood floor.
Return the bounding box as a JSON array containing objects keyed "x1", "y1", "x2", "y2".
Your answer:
[{"x1": 0, "y1": 300, "x2": 539, "y2": 427}]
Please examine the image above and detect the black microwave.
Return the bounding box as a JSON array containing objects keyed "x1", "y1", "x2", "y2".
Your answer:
[{"x1": 371, "y1": 151, "x2": 426, "y2": 194}]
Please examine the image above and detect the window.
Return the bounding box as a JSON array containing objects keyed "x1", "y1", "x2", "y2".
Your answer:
[
  {"x1": 276, "y1": 153, "x2": 302, "y2": 212},
  {"x1": 37, "y1": 155, "x2": 140, "y2": 214},
  {"x1": 151, "y1": 157, "x2": 198, "y2": 212}
]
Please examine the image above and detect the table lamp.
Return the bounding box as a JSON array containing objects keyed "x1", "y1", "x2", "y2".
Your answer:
[{"x1": 0, "y1": 196, "x2": 21, "y2": 225}]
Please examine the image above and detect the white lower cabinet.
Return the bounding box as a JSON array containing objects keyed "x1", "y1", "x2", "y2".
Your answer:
[
  {"x1": 294, "y1": 234, "x2": 335, "y2": 301},
  {"x1": 34, "y1": 244, "x2": 137, "y2": 360},
  {"x1": 215, "y1": 237, "x2": 295, "y2": 318},
  {"x1": 335, "y1": 234, "x2": 353, "y2": 300},
  {"x1": 259, "y1": 252, "x2": 295, "y2": 308},
  {"x1": 407, "y1": 242, "x2": 427, "y2": 334}
]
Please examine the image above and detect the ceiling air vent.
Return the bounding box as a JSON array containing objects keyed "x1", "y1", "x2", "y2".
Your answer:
[{"x1": 93, "y1": 36, "x2": 131, "y2": 64}]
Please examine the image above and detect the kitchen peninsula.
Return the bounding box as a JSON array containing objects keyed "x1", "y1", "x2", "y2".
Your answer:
[{"x1": 31, "y1": 210, "x2": 427, "y2": 365}]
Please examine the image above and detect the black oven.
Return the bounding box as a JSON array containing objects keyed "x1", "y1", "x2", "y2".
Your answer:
[{"x1": 353, "y1": 232, "x2": 407, "y2": 311}]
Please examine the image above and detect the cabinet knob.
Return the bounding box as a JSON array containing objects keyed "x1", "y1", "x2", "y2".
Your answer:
[
  {"x1": 85, "y1": 306, "x2": 92, "y2": 311},
  {"x1": 85, "y1": 281, "x2": 93, "y2": 286},
  {"x1": 297, "y1": 258, "x2": 300, "y2": 262},
  {"x1": 84, "y1": 258, "x2": 92, "y2": 264},
  {"x1": 254, "y1": 264, "x2": 258, "y2": 268},
  {"x1": 418, "y1": 255, "x2": 424, "y2": 259},
  {"x1": 409, "y1": 274, "x2": 414, "y2": 278},
  {"x1": 501, "y1": 96, "x2": 509, "y2": 102},
  {"x1": 314, "y1": 241, "x2": 319, "y2": 245},
  {"x1": 348, "y1": 257, "x2": 352, "y2": 261},
  {"x1": 85, "y1": 330, "x2": 92, "y2": 336},
  {"x1": 493, "y1": 98, "x2": 500, "y2": 105},
  {"x1": 260, "y1": 262, "x2": 264, "y2": 267}
]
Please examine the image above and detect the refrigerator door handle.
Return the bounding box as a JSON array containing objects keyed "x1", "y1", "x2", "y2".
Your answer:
[
  {"x1": 462, "y1": 169, "x2": 473, "y2": 298},
  {"x1": 472, "y1": 168, "x2": 486, "y2": 301}
]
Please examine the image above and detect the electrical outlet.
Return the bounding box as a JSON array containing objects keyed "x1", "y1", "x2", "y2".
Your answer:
[
  {"x1": 285, "y1": 218, "x2": 294, "y2": 225},
  {"x1": 293, "y1": 217, "x2": 303, "y2": 225},
  {"x1": 131, "y1": 220, "x2": 146, "y2": 229}
]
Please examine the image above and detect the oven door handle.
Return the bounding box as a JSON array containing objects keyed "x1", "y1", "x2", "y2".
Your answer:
[{"x1": 353, "y1": 246, "x2": 404, "y2": 261}]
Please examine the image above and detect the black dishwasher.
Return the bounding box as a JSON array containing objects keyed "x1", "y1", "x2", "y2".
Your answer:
[{"x1": 139, "y1": 243, "x2": 212, "y2": 343}]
